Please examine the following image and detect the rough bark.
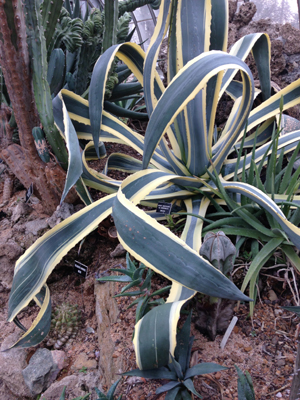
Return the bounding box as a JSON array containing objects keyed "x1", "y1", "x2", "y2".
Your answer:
[{"x1": 0, "y1": 0, "x2": 67, "y2": 213}]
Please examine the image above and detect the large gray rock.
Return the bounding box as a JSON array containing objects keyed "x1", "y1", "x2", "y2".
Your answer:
[
  {"x1": 47, "y1": 203, "x2": 74, "y2": 228},
  {"x1": 22, "y1": 348, "x2": 63, "y2": 396},
  {"x1": 40, "y1": 372, "x2": 101, "y2": 400},
  {"x1": 0, "y1": 331, "x2": 31, "y2": 398}
]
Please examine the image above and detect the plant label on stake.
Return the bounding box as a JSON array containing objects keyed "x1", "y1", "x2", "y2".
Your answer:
[
  {"x1": 156, "y1": 202, "x2": 172, "y2": 215},
  {"x1": 25, "y1": 183, "x2": 34, "y2": 203},
  {"x1": 74, "y1": 260, "x2": 88, "y2": 278}
]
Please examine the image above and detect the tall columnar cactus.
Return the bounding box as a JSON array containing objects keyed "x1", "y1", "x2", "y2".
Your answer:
[
  {"x1": 0, "y1": 0, "x2": 66, "y2": 211},
  {"x1": 41, "y1": 0, "x2": 64, "y2": 50},
  {"x1": 195, "y1": 232, "x2": 237, "y2": 340},
  {"x1": 103, "y1": 0, "x2": 119, "y2": 53},
  {"x1": 24, "y1": 0, "x2": 68, "y2": 167}
]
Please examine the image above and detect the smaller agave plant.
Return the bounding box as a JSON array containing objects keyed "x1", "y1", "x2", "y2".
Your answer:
[
  {"x1": 122, "y1": 313, "x2": 226, "y2": 399},
  {"x1": 46, "y1": 303, "x2": 81, "y2": 349},
  {"x1": 195, "y1": 232, "x2": 236, "y2": 340},
  {"x1": 235, "y1": 365, "x2": 255, "y2": 400}
]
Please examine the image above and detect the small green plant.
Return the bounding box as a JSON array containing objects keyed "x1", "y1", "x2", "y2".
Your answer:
[
  {"x1": 199, "y1": 116, "x2": 300, "y2": 315},
  {"x1": 94, "y1": 378, "x2": 122, "y2": 400},
  {"x1": 97, "y1": 253, "x2": 170, "y2": 323},
  {"x1": 78, "y1": 366, "x2": 88, "y2": 374},
  {"x1": 235, "y1": 365, "x2": 255, "y2": 400},
  {"x1": 59, "y1": 386, "x2": 90, "y2": 400},
  {"x1": 122, "y1": 314, "x2": 226, "y2": 399}
]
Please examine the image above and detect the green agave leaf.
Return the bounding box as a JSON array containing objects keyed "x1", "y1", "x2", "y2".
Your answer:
[
  {"x1": 182, "y1": 378, "x2": 202, "y2": 399},
  {"x1": 96, "y1": 275, "x2": 133, "y2": 283},
  {"x1": 58, "y1": 94, "x2": 83, "y2": 204},
  {"x1": 8, "y1": 195, "x2": 115, "y2": 324},
  {"x1": 156, "y1": 381, "x2": 182, "y2": 395},
  {"x1": 282, "y1": 306, "x2": 300, "y2": 316},
  {"x1": 113, "y1": 173, "x2": 250, "y2": 301},
  {"x1": 7, "y1": 285, "x2": 51, "y2": 349},
  {"x1": 165, "y1": 386, "x2": 182, "y2": 400},
  {"x1": 106, "y1": 378, "x2": 121, "y2": 400},
  {"x1": 185, "y1": 363, "x2": 227, "y2": 380},
  {"x1": 122, "y1": 367, "x2": 177, "y2": 380},
  {"x1": 143, "y1": 52, "x2": 254, "y2": 176}
]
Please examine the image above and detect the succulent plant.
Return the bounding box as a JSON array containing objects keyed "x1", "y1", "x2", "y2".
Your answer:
[
  {"x1": 97, "y1": 253, "x2": 170, "y2": 323},
  {"x1": 235, "y1": 365, "x2": 255, "y2": 400},
  {"x1": 195, "y1": 232, "x2": 237, "y2": 340},
  {"x1": 46, "y1": 303, "x2": 81, "y2": 349},
  {"x1": 122, "y1": 314, "x2": 226, "y2": 399}
]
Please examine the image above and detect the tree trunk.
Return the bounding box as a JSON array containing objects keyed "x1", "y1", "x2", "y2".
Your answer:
[{"x1": 0, "y1": 0, "x2": 66, "y2": 213}]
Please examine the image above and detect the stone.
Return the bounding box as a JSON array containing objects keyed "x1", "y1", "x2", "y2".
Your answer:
[
  {"x1": 110, "y1": 243, "x2": 126, "y2": 258},
  {"x1": 0, "y1": 229, "x2": 22, "y2": 289},
  {"x1": 71, "y1": 353, "x2": 97, "y2": 371},
  {"x1": 0, "y1": 331, "x2": 31, "y2": 398},
  {"x1": 0, "y1": 380, "x2": 19, "y2": 400},
  {"x1": 40, "y1": 372, "x2": 101, "y2": 400},
  {"x1": 10, "y1": 202, "x2": 32, "y2": 223},
  {"x1": 268, "y1": 289, "x2": 278, "y2": 301},
  {"x1": 22, "y1": 348, "x2": 63, "y2": 396},
  {"x1": 233, "y1": 2, "x2": 257, "y2": 29},
  {"x1": 51, "y1": 350, "x2": 68, "y2": 371},
  {"x1": 228, "y1": 0, "x2": 238, "y2": 23},
  {"x1": 23, "y1": 219, "x2": 49, "y2": 236},
  {"x1": 47, "y1": 203, "x2": 74, "y2": 228}
]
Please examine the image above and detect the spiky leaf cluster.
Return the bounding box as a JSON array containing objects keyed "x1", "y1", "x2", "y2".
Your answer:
[
  {"x1": 122, "y1": 314, "x2": 226, "y2": 399},
  {"x1": 46, "y1": 303, "x2": 81, "y2": 349}
]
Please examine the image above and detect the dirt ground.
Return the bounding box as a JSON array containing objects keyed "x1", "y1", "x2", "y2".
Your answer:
[{"x1": 0, "y1": 156, "x2": 299, "y2": 400}]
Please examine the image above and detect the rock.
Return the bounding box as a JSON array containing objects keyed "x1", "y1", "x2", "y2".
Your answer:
[
  {"x1": 71, "y1": 353, "x2": 97, "y2": 371},
  {"x1": 0, "y1": 380, "x2": 19, "y2": 400},
  {"x1": 24, "y1": 219, "x2": 49, "y2": 236},
  {"x1": 10, "y1": 202, "x2": 32, "y2": 223},
  {"x1": 0, "y1": 331, "x2": 31, "y2": 398},
  {"x1": 110, "y1": 243, "x2": 126, "y2": 258},
  {"x1": 0, "y1": 229, "x2": 22, "y2": 289},
  {"x1": 233, "y1": 2, "x2": 257, "y2": 29},
  {"x1": 22, "y1": 348, "x2": 64, "y2": 396},
  {"x1": 268, "y1": 289, "x2": 278, "y2": 301},
  {"x1": 229, "y1": 0, "x2": 238, "y2": 23},
  {"x1": 47, "y1": 203, "x2": 74, "y2": 228},
  {"x1": 51, "y1": 350, "x2": 68, "y2": 371},
  {"x1": 40, "y1": 372, "x2": 101, "y2": 400}
]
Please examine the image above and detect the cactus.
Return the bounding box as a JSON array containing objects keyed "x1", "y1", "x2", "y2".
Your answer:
[
  {"x1": 102, "y1": 0, "x2": 118, "y2": 54},
  {"x1": 41, "y1": 0, "x2": 64, "y2": 50},
  {"x1": 32, "y1": 127, "x2": 50, "y2": 163},
  {"x1": 195, "y1": 231, "x2": 237, "y2": 340},
  {"x1": 46, "y1": 303, "x2": 81, "y2": 349},
  {"x1": 47, "y1": 48, "x2": 65, "y2": 97},
  {"x1": 47, "y1": 8, "x2": 83, "y2": 56},
  {"x1": 24, "y1": 0, "x2": 68, "y2": 167},
  {"x1": 0, "y1": 0, "x2": 65, "y2": 211},
  {"x1": 118, "y1": 0, "x2": 161, "y2": 17}
]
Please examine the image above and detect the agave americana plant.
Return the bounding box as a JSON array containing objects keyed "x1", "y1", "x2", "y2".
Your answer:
[{"x1": 7, "y1": 0, "x2": 300, "y2": 371}]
